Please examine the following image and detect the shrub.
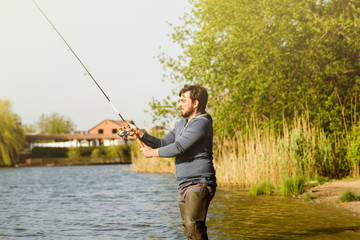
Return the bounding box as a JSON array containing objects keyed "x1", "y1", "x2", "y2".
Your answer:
[
  {"x1": 250, "y1": 183, "x2": 275, "y2": 196},
  {"x1": 31, "y1": 147, "x2": 68, "y2": 158},
  {"x1": 105, "y1": 145, "x2": 123, "y2": 158},
  {"x1": 302, "y1": 192, "x2": 317, "y2": 202},
  {"x1": 280, "y1": 176, "x2": 305, "y2": 196},
  {"x1": 91, "y1": 148, "x2": 102, "y2": 158},
  {"x1": 67, "y1": 147, "x2": 81, "y2": 160},
  {"x1": 338, "y1": 190, "x2": 360, "y2": 202}
]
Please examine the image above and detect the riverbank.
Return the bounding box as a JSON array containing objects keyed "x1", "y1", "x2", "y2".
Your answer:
[
  {"x1": 304, "y1": 179, "x2": 360, "y2": 216},
  {"x1": 14, "y1": 157, "x2": 131, "y2": 167}
]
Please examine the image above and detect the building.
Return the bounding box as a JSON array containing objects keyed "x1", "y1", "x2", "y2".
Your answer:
[
  {"x1": 88, "y1": 119, "x2": 133, "y2": 135},
  {"x1": 26, "y1": 120, "x2": 137, "y2": 148},
  {"x1": 88, "y1": 119, "x2": 135, "y2": 146}
]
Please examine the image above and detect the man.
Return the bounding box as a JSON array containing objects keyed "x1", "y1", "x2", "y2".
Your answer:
[{"x1": 124, "y1": 84, "x2": 216, "y2": 239}]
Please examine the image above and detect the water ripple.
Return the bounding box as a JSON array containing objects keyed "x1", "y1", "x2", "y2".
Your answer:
[{"x1": 1, "y1": 165, "x2": 360, "y2": 239}]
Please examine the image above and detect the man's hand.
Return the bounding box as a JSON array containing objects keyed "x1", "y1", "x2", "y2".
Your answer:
[
  {"x1": 140, "y1": 146, "x2": 159, "y2": 158},
  {"x1": 121, "y1": 123, "x2": 144, "y2": 138}
]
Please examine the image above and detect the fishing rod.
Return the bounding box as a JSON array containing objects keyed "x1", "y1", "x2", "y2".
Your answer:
[{"x1": 32, "y1": 0, "x2": 144, "y2": 147}]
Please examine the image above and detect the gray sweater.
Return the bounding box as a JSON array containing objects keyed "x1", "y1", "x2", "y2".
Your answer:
[{"x1": 140, "y1": 112, "x2": 216, "y2": 188}]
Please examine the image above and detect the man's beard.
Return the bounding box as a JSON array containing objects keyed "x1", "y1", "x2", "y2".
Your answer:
[{"x1": 181, "y1": 107, "x2": 195, "y2": 118}]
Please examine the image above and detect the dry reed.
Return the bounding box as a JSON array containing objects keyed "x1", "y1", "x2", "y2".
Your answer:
[{"x1": 214, "y1": 114, "x2": 334, "y2": 187}]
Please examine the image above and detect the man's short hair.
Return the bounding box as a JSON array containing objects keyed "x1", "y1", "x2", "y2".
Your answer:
[{"x1": 179, "y1": 84, "x2": 208, "y2": 112}]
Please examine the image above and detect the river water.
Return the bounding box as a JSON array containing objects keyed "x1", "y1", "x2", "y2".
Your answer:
[{"x1": 1, "y1": 165, "x2": 360, "y2": 239}]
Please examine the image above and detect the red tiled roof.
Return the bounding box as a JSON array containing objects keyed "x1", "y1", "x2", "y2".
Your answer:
[{"x1": 87, "y1": 119, "x2": 134, "y2": 132}]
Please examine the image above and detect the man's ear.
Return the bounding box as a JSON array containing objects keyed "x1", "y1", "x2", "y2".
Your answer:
[{"x1": 193, "y1": 99, "x2": 199, "y2": 109}]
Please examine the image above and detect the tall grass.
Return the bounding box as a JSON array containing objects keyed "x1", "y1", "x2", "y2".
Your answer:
[{"x1": 213, "y1": 114, "x2": 356, "y2": 187}]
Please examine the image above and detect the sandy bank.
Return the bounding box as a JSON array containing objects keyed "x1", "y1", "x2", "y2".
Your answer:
[{"x1": 305, "y1": 179, "x2": 360, "y2": 216}]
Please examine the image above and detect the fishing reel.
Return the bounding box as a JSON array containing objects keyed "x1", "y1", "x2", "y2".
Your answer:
[{"x1": 118, "y1": 129, "x2": 129, "y2": 140}]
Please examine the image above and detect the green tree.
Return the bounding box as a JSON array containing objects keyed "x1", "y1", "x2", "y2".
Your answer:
[
  {"x1": 37, "y1": 112, "x2": 75, "y2": 134},
  {"x1": 153, "y1": 0, "x2": 360, "y2": 137},
  {"x1": 23, "y1": 123, "x2": 36, "y2": 134},
  {"x1": 0, "y1": 100, "x2": 26, "y2": 166}
]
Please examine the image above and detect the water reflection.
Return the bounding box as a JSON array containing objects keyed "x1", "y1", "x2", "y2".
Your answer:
[
  {"x1": 1, "y1": 165, "x2": 360, "y2": 239},
  {"x1": 207, "y1": 187, "x2": 360, "y2": 239}
]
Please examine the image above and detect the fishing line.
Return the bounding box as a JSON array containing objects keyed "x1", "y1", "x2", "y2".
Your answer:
[
  {"x1": 32, "y1": 0, "x2": 144, "y2": 146},
  {"x1": 32, "y1": 0, "x2": 125, "y2": 121}
]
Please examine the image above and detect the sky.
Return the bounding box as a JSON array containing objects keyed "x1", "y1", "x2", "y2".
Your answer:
[{"x1": 0, "y1": 0, "x2": 190, "y2": 131}]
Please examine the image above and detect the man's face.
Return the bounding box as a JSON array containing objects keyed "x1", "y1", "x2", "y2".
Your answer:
[{"x1": 179, "y1": 91, "x2": 196, "y2": 118}]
